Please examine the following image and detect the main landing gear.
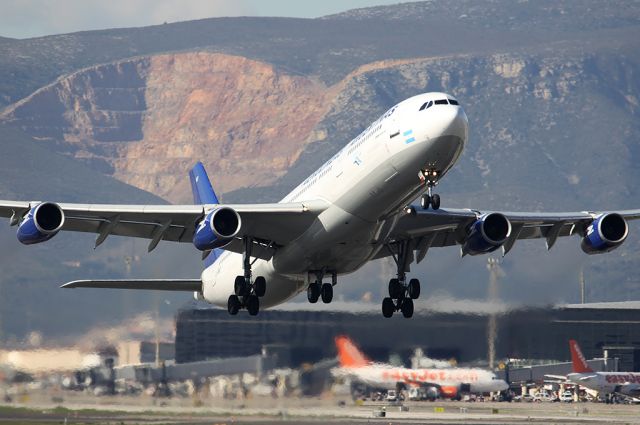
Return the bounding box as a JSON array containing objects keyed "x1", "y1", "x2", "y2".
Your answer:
[
  {"x1": 227, "y1": 236, "x2": 267, "y2": 316},
  {"x1": 307, "y1": 270, "x2": 337, "y2": 304},
  {"x1": 382, "y1": 240, "x2": 420, "y2": 318},
  {"x1": 420, "y1": 169, "x2": 440, "y2": 210}
]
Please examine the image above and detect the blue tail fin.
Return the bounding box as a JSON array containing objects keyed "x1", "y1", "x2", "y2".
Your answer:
[
  {"x1": 189, "y1": 162, "x2": 223, "y2": 267},
  {"x1": 189, "y1": 162, "x2": 219, "y2": 204}
]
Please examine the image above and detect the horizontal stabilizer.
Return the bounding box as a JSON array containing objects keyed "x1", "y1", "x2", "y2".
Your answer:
[{"x1": 61, "y1": 279, "x2": 201, "y2": 291}]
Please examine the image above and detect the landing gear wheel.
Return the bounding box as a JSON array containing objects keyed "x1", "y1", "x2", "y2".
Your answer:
[
  {"x1": 431, "y1": 194, "x2": 441, "y2": 210},
  {"x1": 408, "y1": 278, "x2": 421, "y2": 299},
  {"x1": 246, "y1": 295, "x2": 259, "y2": 316},
  {"x1": 227, "y1": 295, "x2": 240, "y2": 315},
  {"x1": 420, "y1": 194, "x2": 431, "y2": 210},
  {"x1": 388, "y1": 278, "x2": 402, "y2": 299},
  {"x1": 307, "y1": 282, "x2": 320, "y2": 303},
  {"x1": 254, "y1": 276, "x2": 266, "y2": 297},
  {"x1": 382, "y1": 297, "x2": 395, "y2": 318},
  {"x1": 401, "y1": 298, "x2": 414, "y2": 318},
  {"x1": 234, "y1": 276, "x2": 248, "y2": 296},
  {"x1": 321, "y1": 283, "x2": 333, "y2": 304}
]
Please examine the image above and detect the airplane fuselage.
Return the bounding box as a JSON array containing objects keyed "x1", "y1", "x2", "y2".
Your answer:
[
  {"x1": 202, "y1": 92, "x2": 468, "y2": 308},
  {"x1": 568, "y1": 372, "x2": 640, "y2": 396},
  {"x1": 341, "y1": 364, "x2": 508, "y2": 395}
]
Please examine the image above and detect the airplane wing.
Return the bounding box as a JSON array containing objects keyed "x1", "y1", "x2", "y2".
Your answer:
[
  {"x1": 373, "y1": 207, "x2": 640, "y2": 262},
  {"x1": 61, "y1": 279, "x2": 202, "y2": 291},
  {"x1": 544, "y1": 374, "x2": 569, "y2": 381},
  {"x1": 0, "y1": 199, "x2": 328, "y2": 259}
]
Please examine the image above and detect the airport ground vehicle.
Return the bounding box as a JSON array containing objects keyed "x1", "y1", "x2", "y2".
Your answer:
[
  {"x1": 513, "y1": 394, "x2": 534, "y2": 402},
  {"x1": 408, "y1": 387, "x2": 428, "y2": 401},
  {"x1": 559, "y1": 391, "x2": 574, "y2": 402},
  {"x1": 533, "y1": 391, "x2": 558, "y2": 402},
  {"x1": 386, "y1": 390, "x2": 399, "y2": 402}
]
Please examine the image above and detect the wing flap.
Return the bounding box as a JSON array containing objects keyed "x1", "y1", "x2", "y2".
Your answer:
[{"x1": 61, "y1": 279, "x2": 202, "y2": 291}]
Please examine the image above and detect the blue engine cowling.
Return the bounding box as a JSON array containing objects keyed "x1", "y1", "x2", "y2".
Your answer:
[
  {"x1": 461, "y1": 213, "x2": 512, "y2": 256},
  {"x1": 581, "y1": 213, "x2": 628, "y2": 254},
  {"x1": 17, "y1": 202, "x2": 65, "y2": 245},
  {"x1": 193, "y1": 207, "x2": 241, "y2": 251}
]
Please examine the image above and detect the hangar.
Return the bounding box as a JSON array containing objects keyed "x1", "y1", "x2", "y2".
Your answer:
[{"x1": 175, "y1": 301, "x2": 640, "y2": 371}]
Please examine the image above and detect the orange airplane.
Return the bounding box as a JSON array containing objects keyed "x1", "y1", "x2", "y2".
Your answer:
[{"x1": 334, "y1": 335, "x2": 508, "y2": 400}]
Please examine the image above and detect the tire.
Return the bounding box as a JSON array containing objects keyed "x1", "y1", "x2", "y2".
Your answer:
[
  {"x1": 382, "y1": 297, "x2": 394, "y2": 318},
  {"x1": 431, "y1": 194, "x2": 441, "y2": 210},
  {"x1": 321, "y1": 283, "x2": 333, "y2": 304},
  {"x1": 420, "y1": 194, "x2": 431, "y2": 210},
  {"x1": 254, "y1": 276, "x2": 266, "y2": 297},
  {"x1": 408, "y1": 278, "x2": 420, "y2": 299},
  {"x1": 234, "y1": 276, "x2": 247, "y2": 296},
  {"x1": 307, "y1": 283, "x2": 320, "y2": 303},
  {"x1": 246, "y1": 295, "x2": 259, "y2": 316},
  {"x1": 388, "y1": 278, "x2": 401, "y2": 299},
  {"x1": 227, "y1": 295, "x2": 240, "y2": 315},
  {"x1": 401, "y1": 298, "x2": 414, "y2": 318}
]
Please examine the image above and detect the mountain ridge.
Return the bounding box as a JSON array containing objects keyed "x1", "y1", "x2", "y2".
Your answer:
[{"x1": 0, "y1": 0, "x2": 639, "y2": 341}]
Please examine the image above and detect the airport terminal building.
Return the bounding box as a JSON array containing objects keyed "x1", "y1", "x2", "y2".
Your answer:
[{"x1": 174, "y1": 302, "x2": 640, "y2": 371}]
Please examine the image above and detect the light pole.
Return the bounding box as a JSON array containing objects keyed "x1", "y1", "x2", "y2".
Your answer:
[{"x1": 486, "y1": 257, "x2": 504, "y2": 369}]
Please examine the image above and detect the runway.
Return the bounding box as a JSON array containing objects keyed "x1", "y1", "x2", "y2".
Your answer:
[{"x1": 1, "y1": 398, "x2": 640, "y2": 424}]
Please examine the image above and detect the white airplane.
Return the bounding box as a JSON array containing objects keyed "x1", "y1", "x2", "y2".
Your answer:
[
  {"x1": 333, "y1": 335, "x2": 508, "y2": 399},
  {"x1": 552, "y1": 339, "x2": 640, "y2": 398},
  {"x1": 1, "y1": 92, "x2": 639, "y2": 317}
]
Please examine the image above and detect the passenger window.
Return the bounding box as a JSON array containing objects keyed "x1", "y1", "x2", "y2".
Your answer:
[{"x1": 448, "y1": 99, "x2": 459, "y2": 105}]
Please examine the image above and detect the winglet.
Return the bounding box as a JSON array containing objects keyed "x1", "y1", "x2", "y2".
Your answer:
[
  {"x1": 569, "y1": 339, "x2": 593, "y2": 373},
  {"x1": 335, "y1": 336, "x2": 370, "y2": 367},
  {"x1": 189, "y1": 162, "x2": 219, "y2": 205}
]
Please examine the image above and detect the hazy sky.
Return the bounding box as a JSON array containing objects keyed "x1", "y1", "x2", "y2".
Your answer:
[{"x1": 0, "y1": 0, "x2": 402, "y2": 39}]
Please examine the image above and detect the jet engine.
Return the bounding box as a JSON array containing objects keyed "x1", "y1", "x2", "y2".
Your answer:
[
  {"x1": 581, "y1": 213, "x2": 628, "y2": 254},
  {"x1": 17, "y1": 202, "x2": 65, "y2": 245},
  {"x1": 461, "y1": 213, "x2": 511, "y2": 256},
  {"x1": 192, "y1": 207, "x2": 241, "y2": 251}
]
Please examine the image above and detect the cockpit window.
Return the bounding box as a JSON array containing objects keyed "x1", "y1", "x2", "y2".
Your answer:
[
  {"x1": 434, "y1": 99, "x2": 448, "y2": 105},
  {"x1": 448, "y1": 99, "x2": 459, "y2": 105},
  {"x1": 419, "y1": 100, "x2": 433, "y2": 111}
]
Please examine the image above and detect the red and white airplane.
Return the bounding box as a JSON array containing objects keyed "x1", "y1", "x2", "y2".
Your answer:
[
  {"x1": 564, "y1": 339, "x2": 640, "y2": 398},
  {"x1": 333, "y1": 335, "x2": 508, "y2": 399}
]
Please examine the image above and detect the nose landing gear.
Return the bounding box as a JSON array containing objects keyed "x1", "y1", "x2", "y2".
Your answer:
[
  {"x1": 420, "y1": 169, "x2": 441, "y2": 210},
  {"x1": 227, "y1": 236, "x2": 266, "y2": 316},
  {"x1": 382, "y1": 240, "x2": 421, "y2": 318}
]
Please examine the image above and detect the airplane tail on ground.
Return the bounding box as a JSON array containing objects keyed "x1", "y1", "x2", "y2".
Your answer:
[
  {"x1": 335, "y1": 336, "x2": 371, "y2": 367},
  {"x1": 189, "y1": 162, "x2": 223, "y2": 266},
  {"x1": 569, "y1": 339, "x2": 594, "y2": 373}
]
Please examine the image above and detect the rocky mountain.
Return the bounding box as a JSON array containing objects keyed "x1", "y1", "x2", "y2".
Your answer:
[{"x1": 0, "y1": 0, "x2": 639, "y2": 341}]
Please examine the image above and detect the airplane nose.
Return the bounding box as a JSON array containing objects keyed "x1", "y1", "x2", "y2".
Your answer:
[
  {"x1": 444, "y1": 106, "x2": 468, "y2": 140},
  {"x1": 428, "y1": 105, "x2": 469, "y2": 142}
]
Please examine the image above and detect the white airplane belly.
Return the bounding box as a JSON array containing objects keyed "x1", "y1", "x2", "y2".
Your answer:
[
  {"x1": 202, "y1": 253, "x2": 306, "y2": 309},
  {"x1": 271, "y1": 204, "x2": 378, "y2": 274}
]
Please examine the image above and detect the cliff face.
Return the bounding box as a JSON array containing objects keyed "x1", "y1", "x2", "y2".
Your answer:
[
  {"x1": 3, "y1": 48, "x2": 640, "y2": 210},
  {"x1": 2, "y1": 53, "x2": 332, "y2": 202}
]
